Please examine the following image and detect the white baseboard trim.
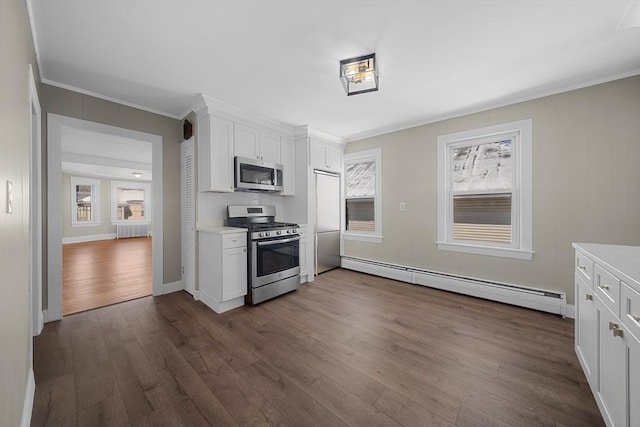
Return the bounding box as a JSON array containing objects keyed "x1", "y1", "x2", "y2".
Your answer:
[
  {"x1": 20, "y1": 368, "x2": 35, "y2": 427},
  {"x1": 159, "y1": 280, "x2": 184, "y2": 295},
  {"x1": 200, "y1": 290, "x2": 244, "y2": 314},
  {"x1": 562, "y1": 304, "x2": 576, "y2": 319},
  {"x1": 341, "y1": 256, "x2": 569, "y2": 317},
  {"x1": 62, "y1": 233, "x2": 116, "y2": 244}
]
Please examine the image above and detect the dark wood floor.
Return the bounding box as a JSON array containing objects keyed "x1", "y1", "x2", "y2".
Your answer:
[
  {"x1": 63, "y1": 237, "x2": 152, "y2": 315},
  {"x1": 32, "y1": 268, "x2": 603, "y2": 426}
]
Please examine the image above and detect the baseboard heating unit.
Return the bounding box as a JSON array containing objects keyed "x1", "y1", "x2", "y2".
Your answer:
[
  {"x1": 341, "y1": 256, "x2": 569, "y2": 316},
  {"x1": 116, "y1": 223, "x2": 149, "y2": 239}
]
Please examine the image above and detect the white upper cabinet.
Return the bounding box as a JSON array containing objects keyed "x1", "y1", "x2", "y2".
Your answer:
[
  {"x1": 280, "y1": 138, "x2": 295, "y2": 196},
  {"x1": 259, "y1": 132, "x2": 281, "y2": 163},
  {"x1": 310, "y1": 137, "x2": 343, "y2": 172},
  {"x1": 234, "y1": 123, "x2": 260, "y2": 159},
  {"x1": 198, "y1": 114, "x2": 234, "y2": 192},
  {"x1": 234, "y1": 123, "x2": 281, "y2": 164}
]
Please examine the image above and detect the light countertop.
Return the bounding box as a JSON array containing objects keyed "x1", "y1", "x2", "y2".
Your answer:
[{"x1": 573, "y1": 243, "x2": 640, "y2": 290}]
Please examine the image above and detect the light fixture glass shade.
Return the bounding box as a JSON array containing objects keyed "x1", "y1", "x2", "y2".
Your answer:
[
  {"x1": 132, "y1": 172, "x2": 142, "y2": 178},
  {"x1": 340, "y1": 53, "x2": 379, "y2": 96}
]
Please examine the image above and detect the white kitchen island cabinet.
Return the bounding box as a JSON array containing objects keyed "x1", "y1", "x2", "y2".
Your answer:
[
  {"x1": 199, "y1": 228, "x2": 247, "y2": 313},
  {"x1": 573, "y1": 243, "x2": 640, "y2": 427}
]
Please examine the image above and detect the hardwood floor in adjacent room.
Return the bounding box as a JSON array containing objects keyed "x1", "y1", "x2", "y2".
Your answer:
[
  {"x1": 63, "y1": 237, "x2": 152, "y2": 315},
  {"x1": 33, "y1": 268, "x2": 604, "y2": 426}
]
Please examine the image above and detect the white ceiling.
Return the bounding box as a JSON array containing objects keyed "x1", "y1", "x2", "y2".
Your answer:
[
  {"x1": 30, "y1": 1, "x2": 640, "y2": 141},
  {"x1": 61, "y1": 126, "x2": 152, "y2": 181}
]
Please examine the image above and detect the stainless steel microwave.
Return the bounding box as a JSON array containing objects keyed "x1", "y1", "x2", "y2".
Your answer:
[{"x1": 234, "y1": 156, "x2": 284, "y2": 192}]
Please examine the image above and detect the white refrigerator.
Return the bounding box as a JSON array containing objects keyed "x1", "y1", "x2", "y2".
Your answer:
[{"x1": 315, "y1": 170, "x2": 341, "y2": 274}]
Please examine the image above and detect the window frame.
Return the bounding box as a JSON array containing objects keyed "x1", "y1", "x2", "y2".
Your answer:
[
  {"x1": 437, "y1": 119, "x2": 533, "y2": 260},
  {"x1": 70, "y1": 176, "x2": 102, "y2": 227},
  {"x1": 343, "y1": 148, "x2": 383, "y2": 243},
  {"x1": 110, "y1": 180, "x2": 151, "y2": 225}
]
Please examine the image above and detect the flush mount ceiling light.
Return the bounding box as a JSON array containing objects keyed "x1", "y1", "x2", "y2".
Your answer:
[
  {"x1": 339, "y1": 53, "x2": 379, "y2": 96},
  {"x1": 132, "y1": 172, "x2": 142, "y2": 178}
]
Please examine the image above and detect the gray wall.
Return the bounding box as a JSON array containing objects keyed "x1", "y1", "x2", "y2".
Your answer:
[
  {"x1": 0, "y1": 0, "x2": 39, "y2": 424},
  {"x1": 41, "y1": 84, "x2": 183, "y2": 291},
  {"x1": 345, "y1": 75, "x2": 640, "y2": 305}
]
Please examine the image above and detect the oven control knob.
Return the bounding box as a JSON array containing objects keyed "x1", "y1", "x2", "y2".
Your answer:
[
  {"x1": 277, "y1": 230, "x2": 281, "y2": 235},
  {"x1": 259, "y1": 232, "x2": 264, "y2": 237},
  {"x1": 266, "y1": 232, "x2": 270, "y2": 236}
]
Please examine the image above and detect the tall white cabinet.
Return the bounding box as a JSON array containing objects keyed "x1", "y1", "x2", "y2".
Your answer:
[{"x1": 573, "y1": 243, "x2": 640, "y2": 427}]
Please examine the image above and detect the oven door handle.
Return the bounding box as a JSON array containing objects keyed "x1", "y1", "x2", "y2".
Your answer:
[{"x1": 256, "y1": 236, "x2": 300, "y2": 246}]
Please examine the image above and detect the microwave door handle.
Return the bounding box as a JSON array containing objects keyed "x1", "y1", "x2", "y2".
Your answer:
[{"x1": 256, "y1": 236, "x2": 300, "y2": 246}]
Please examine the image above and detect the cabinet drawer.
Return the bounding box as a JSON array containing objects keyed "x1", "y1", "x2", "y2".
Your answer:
[
  {"x1": 621, "y1": 282, "x2": 640, "y2": 340},
  {"x1": 575, "y1": 251, "x2": 594, "y2": 287},
  {"x1": 594, "y1": 264, "x2": 621, "y2": 316},
  {"x1": 222, "y1": 233, "x2": 247, "y2": 249}
]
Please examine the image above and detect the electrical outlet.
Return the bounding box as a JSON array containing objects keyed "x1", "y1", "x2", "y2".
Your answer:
[
  {"x1": 399, "y1": 202, "x2": 406, "y2": 211},
  {"x1": 6, "y1": 180, "x2": 13, "y2": 214}
]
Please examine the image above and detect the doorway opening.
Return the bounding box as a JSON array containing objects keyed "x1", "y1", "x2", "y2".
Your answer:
[{"x1": 47, "y1": 114, "x2": 163, "y2": 321}]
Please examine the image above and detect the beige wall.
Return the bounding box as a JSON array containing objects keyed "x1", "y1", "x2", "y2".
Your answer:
[
  {"x1": 61, "y1": 174, "x2": 154, "y2": 239},
  {"x1": 62, "y1": 174, "x2": 115, "y2": 238},
  {"x1": 345, "y1": 75, "x2": 640, "y2": 305},
  {"x1": 41, "y1": 84, "x2": 182, "y2": 288},
  {"x1": 0, "y1": 0, "x2": 39, "y2": 425}
]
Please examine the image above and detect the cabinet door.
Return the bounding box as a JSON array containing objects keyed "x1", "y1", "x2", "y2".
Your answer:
[
  {"x1": 234, "y1": 123, "x2": 259, "y2": 159},
  {"x1": 576, "y1": 273, "x2": 597, "y2": 383},
  {"x1": 629, "y1": 330, "x2": 640, "y2": 427},
  {"x1": 596, "y1": 297, "x2": 627, "y2": 427},
  {"x1": 325, "y1": 145, "x2": 343, "y2": 171},
  {"x1": 198, "y1": 115, "x2": 234, "y2": 192},
  {"x1": 259, "y1": 132, "x2": 280, "y2": 163},
  {"x1": 222, "y1": 246, "x2": 247, "y2": 301},
  {"x1": 280, "y1": 139, "x2": 295, "y2": 195},
  {"x1": 310, "y1": 138, "x2": 327, "y2": 170}
]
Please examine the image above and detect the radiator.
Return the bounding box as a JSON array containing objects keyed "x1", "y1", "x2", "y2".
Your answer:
[
  {"x1": 341, "y1": 256, "x2": 567, "y2": 316},
  {"x1": 116, "y1": 223, "x2": 149, "y2": 239}
]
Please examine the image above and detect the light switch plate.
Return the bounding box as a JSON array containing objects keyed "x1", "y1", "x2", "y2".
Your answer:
[
  {"x1": 399, "y1": 202, "x2": 406, "y2": 211},
  {"x1": 6, "y1": 180, "x2": 13, "y2": 214}
]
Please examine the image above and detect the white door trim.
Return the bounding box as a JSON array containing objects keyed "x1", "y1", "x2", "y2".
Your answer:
[
  {"x1": 46, "y1": 114, "x2": 163, "y2": 321},
  {"x1": 28, "y1": 64, "x2": 43, "y2": 336}
]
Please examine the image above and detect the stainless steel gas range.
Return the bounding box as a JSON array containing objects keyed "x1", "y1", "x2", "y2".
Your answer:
[{"x1": 226, "y1": 205, "x2": 300, "y2": 304}]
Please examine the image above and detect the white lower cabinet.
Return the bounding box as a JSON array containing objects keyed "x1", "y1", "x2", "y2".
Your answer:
[
  {"x1": 573, "y1": 243, "x2": 640, "y2": 427},
  {"x1": 298, "y1": 225, "x2": 308, "y2": 283},
  {"x1": 575, "y1": 272, "x2": 597, "y2": 384},
  {"x1": 199, "y1": 231, "x2": 247, "y2": 313}
]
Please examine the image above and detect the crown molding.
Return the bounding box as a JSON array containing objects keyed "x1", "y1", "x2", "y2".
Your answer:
[
  {"x1": 293, "y1": 125, "x2": 347, "y2": 147},
  {"x1": 25, "y1": 0, "x2": 43, "y2": 78},
  {"x1": 41, "y1": 79, "x2": 181, "y2": 120},
  {"x1": 185, "y1": 94, "x2": 294, "y2": 136},
  {"x1": 345, "y1": 69, "x2": 640, "y2": 142}
]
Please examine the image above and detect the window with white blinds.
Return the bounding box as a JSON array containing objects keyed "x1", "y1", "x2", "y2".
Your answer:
[
  {"x1": 70, "y1": 176, "x2": 101, "y2": 226},
  {"x1": 437, "y1": 120, "x2": 533, "y2": 260},
  {"x1": 344, "y1": 148, "x2": 382, "y2": 243}
]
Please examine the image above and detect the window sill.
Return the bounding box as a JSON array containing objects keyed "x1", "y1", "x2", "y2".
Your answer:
[
  {"x1": 436, "y1": 241, "x2": 533, "y2": 260},
  {"x1": 344, "y1": 233, "x2": 383, "y2": 243},
  {"x1": 71, "y1": 222, "x2": 101, "y2": 228},
  {"x1": 111, "y1": 220, "x2": 151, "y2": 225}
]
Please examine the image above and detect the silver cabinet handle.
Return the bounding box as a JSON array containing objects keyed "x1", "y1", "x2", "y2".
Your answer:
[
  {"x1": 632, "y1": 314, "x2": 640, "y2": 322},
  {"x1": 585, "y1": 294, "x2": 593, "y2": 301},
  {"x1": 609, "y1": 322, "x2": 624, "y2": 338},
  {"x1": 578, "y1": 264, "x2": 586, "y2": 271},
  {"x1": 598, "y1": 283, "x2": 610, "y2": 290}
]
